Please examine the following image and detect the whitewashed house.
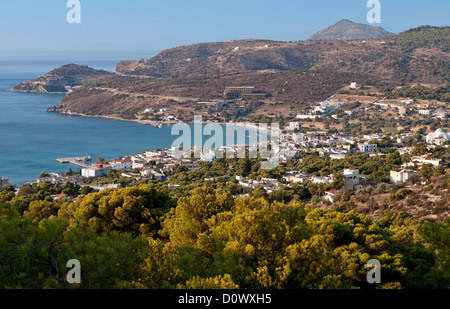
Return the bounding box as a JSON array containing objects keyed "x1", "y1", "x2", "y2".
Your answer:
[
  {"x1": 426, "y1": 129, "x2": 450, "y2": 146},
  {"x1": 81, "y1": 165, "x2": 112, "y2": 178},
  {"x1": 390, "y1": 169, "x2": 419, "y2": 184}
]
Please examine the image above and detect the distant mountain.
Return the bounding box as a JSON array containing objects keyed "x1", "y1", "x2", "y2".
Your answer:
[
  {"x1": 8, "y1": 64, "x2": 113, "y2": 94},
  {"x1": 308, "y1": 19, "x2": 394, "y2": 41}
]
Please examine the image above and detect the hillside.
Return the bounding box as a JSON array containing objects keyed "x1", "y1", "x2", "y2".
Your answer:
[
  {"x1": 114, "y1": 26, "x2": 449, "y2": 85},
  {"x1": 47, "y1": 70, "x2": 368, "y2": 121},
  {"x1": 308, "y1": 19, "x2": 394, "y2": 40},
  {"x1": 30, "y1": 25, "x2": 448, "y2": 122},
  {"x1": 8, "y1": 64, "x2": 113, "y2": 94}
]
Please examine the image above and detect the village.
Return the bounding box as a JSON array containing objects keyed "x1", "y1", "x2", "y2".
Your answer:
[
  {"x1": 2, "y1": 81, "x2": 448, "y2": 204},
  {"x1": 10, "y1": 118, "x2": 446, "y2": 204}
]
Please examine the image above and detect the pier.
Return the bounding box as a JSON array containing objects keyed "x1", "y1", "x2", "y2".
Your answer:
[{"x1": 56, "y1": 155, "x2": 92, "y2": 168}]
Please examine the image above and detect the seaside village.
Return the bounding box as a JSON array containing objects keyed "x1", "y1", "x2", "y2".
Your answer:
[
  {"x1": 2, "y1": 92, "x2": 449, "y2": 202},
  {"x1": 1, "y1": 87, "x2": 449, "y2": 202}
]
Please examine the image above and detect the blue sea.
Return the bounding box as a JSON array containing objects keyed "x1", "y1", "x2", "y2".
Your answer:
[
  {"x1": 0, "y1": 51, "x2": 174, "y2": 185},
  {"x1": 0, "y1": 51, "x2": 258, "y2": 186}
]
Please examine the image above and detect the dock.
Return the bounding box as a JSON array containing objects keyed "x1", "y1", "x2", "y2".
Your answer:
[{"x1": 56, "y1": 155, "x2": 92, "y2": 168}]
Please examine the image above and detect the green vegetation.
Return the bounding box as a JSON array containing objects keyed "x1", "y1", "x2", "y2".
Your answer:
[
  {"x1": 317, "y1": 103, "x2": 450, "y2": 136},
  {"x1": 1, "y1": 177, "x2": 449, "y2": 289},
  {"x1": 383, "y1": 26, "x2": 450, "y2": 83},
  {"x1": 3, "y1": 22, "x2": 450, "y2": 290},
  {"x1": 384, "y1": 86, "x2": 450, "y2": 103},
  {"x1": 295, "y1": 151, "x2": 406, "y2": 183},
  {"x1": 49, "y1": 64, "x2": 112, "y2": 76},
  {"x1": 385, "y1": 26, "x2": 450, "y2": 52}
]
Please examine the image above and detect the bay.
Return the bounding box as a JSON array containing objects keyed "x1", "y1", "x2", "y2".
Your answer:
[
  {"x1": 0, "y1": 52, "x2": 172, "y2": 186},
  {"x1": 0, "y1": 51, "x2": 259, "y2": 186}
]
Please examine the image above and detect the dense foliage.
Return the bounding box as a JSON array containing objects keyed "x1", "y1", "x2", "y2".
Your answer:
[
  {"x1": 385, "y1": 26, "x2": 450, "y2": 52},
  {"x1": 384, "y1": 86, "x2": 450, "y2": 103},
  {"x1": 0, "y1": 181, "x2": 449, "y2": 289}
]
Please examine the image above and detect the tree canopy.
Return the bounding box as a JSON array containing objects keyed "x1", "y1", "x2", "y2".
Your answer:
[{"x1": 0, "y1": 183, "x2": 448, "y2": 289}]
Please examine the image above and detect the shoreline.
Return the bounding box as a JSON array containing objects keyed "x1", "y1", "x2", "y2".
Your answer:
[
  {"x1": 48, "y1": 110, "x2": 278, "y2": 132},
  {"x1": 47, "y1": 110, "x2": 179, "y2": 127},
  {"x1": 7, "y1": 119, "x2": 273, "y2": 188},
  {"x1": 4, "y1": 88, "x2": 68, "y2": 94}
]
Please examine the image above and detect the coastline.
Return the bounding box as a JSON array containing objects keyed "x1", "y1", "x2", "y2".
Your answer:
[
  {"x1": 47, "y1": 110, "x2": 179, "y2": 127},
  {"x1": 4, "y1": 88, "x2": 68, "y2": 94},
  {"x1": 48, "y1": 110, "x2": 277, "y2": 132}
]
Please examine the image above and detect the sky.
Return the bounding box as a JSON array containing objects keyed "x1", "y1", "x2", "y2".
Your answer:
[{"x1": 0, "y1": 0, "x2": 448, "y2": 55}]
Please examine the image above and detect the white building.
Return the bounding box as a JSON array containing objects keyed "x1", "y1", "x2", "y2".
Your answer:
[
  {"x1": 343, "y1": 169, "x2": 363, "y2": 191},
  {"x1": 200, "y1": 150, "x2": 216, "y2": 162},
  {"x1": 359, "y1": 143, "x2": 377, "y2": 153},
  {"x1": 296, "y1": 114, "x2": 322, "y2": 119},
  {"x1": 312, "y1": 176, "x2": 331, "y2": 184},
  {"x1": 329, "y1": 153, "x2": 346, "y2": 160},
  {"x1": 418, "y1": 109, "x2": 432, "y2": 116},
  {"x1": 289, "y1": 122, "x2": 300, "y2": 130},
  {"x1": 325, "y1": 190, "x2": 340, "y2": 203},
  {"x1": 426, "y1": 129, "x2": 450, "y2": 146},
  {"x1": 433, "y1": 110, "x2": 447, "y2": 119},
  {"x1": 320, "y1": 96, "x2": 342, "y2": 108},
  {"x1": 141, "y1": 169, "x2": 166, "y2": 180},
  {"x1": 401, "y1": 156, "x2": 442, "y2": 169},
  {"x1": 145, "y1": 150, "x2": 167, "y2": 158},
  {"x1": 81, "y1": 165, "x2": 112, "y2": 178},
  {"x1": 110, "y1": 159, "x2": 132, "y2": 170},
  {"x1": 132, "y1": 159, "x2": 148, "y2": 169},
  {"x1": 401, "y1": 99, "x2": 414, "y2": 105},
  {"x1": 283, "y1": 173, "x2": 309, "y2": 184},
  {"x1": 313, "y1": 105, "x2": 335, "y2": 114},
  {"x1": 390, "y1": 169, "x2": 419, "y2": 184}
]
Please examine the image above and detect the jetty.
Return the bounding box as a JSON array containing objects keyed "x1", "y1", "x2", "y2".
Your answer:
[{"x1": 56, "y1": 155, "x2": 92, "y2": 168}]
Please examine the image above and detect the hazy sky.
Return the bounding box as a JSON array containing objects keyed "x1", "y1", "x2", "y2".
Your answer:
[{"x1": 0, "y1": 0, "x2": 448, "y2": 53}]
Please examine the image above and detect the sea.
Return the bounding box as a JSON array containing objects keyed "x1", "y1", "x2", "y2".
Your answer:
[{"x1": 0, "y1": 50, "x2": 259, "y2": 186}]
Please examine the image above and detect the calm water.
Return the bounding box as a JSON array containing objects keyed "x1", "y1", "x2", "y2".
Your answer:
[
  {"x1": 0, "y1": 52, "x2": 179, "y2": 185},
  {"x1": 0, "y1": 52, "x2": 258, "y2": 186}
]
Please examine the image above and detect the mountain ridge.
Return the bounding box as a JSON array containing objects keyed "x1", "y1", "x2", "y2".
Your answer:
[
  {"x1": 44, "y1": 24, "x2": 449, "y2": 121},
  {"x1": 113, "y1": 25, "x2": 448, "y2": 84},
  {"x1": 9, "y1": 23, "x2": 448, "y2": 123}
]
